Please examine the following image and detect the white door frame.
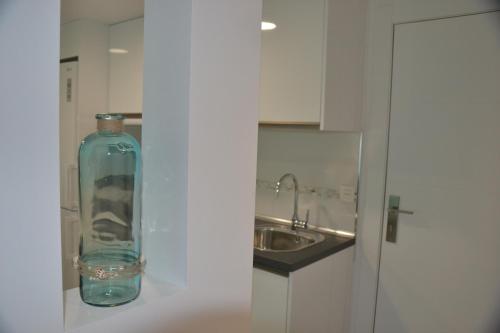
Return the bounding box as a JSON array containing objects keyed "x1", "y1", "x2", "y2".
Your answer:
[{"x1": 350, "y1": 1, "x2": 500, "y2": 332}]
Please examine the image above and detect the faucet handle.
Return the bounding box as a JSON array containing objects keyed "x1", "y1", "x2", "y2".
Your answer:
[{"x1": 293, "y1": 209, "x2": 310, "y2": 230}]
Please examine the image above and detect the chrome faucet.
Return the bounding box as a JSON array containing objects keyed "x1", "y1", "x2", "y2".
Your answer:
[{"x1": 275, "y1": 173, "x2": 309, "y2": 230}]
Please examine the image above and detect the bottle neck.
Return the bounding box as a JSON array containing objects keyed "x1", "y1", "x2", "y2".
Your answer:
[{"x1": 97, "y1": 119, "x2": 124, "y2": 133}]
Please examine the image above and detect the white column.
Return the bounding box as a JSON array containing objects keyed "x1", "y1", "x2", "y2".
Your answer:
[{"x1": 0, "y1": 1, "x2": 63, "y2": 332}]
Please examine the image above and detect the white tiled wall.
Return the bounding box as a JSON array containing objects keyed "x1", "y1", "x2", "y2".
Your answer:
[{"x1": 256, "y1": 127, "x2": 361, "y2": 233}]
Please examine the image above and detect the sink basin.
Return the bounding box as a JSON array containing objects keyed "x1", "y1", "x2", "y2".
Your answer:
[{"x1": 254, "y1": 226, "x2": 325, "y2": 252}]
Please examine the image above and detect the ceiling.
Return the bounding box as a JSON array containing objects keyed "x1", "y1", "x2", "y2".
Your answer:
[{"x1": 61, "y1": 0, "x2": 144, "y2": 25}]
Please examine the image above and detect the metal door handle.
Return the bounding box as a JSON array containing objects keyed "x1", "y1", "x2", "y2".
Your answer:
[
  {"x1": 386, "y1": 195, "x2": 414, "y2": 243},
  {"x1": 387, "y1": 208, "x2": 414, "y2": 215}
]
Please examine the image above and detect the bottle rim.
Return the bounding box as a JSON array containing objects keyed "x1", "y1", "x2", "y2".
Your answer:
[{"x1": 96, "y1": 113, "x2": 125, "y2": 121}]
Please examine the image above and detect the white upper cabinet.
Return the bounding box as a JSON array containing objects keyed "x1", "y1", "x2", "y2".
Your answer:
[
  {"x1": 109, "y1": 18, "x2": 144, "y2": 115},
  {"x1": 260, "y1": 0, "x2": 367, "y2": 131},
  {"x1": 260, "y1": 0, "x2": 326, "y2": 125}
]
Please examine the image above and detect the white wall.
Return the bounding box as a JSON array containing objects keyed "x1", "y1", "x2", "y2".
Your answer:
[
  {"x1": 141, "y1": 0, "x2": 191, "y2": 285},
  {"x1": 0, "y1": 0, "x2": 262, "y2": 332},
  {"x1": 255, "y1": 127, "x2": 360, "y2": 233},
  {"x1": 0, "y1": 0, "x2": 63, "y2": 332}
]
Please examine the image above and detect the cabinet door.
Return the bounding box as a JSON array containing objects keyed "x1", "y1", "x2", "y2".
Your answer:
[
  {"x1": 288, "y1": 247, "x2": 354, "y2": 333},
  {"x1": 252, "y1": 268, "x2": 289, "y2": 333},
  {"x1": 321, "y1": 0, "x2": 366, "y2": 131},
  {"x1": 109, "y1": 18, "x2": 144, "y2": 115},
  {"x1": 260, "y1": 0, "x2": 326, "y2": 124}
]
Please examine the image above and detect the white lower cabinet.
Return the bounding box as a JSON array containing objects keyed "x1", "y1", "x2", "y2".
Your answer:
[
  {"x1": 252, "y1": 268, "x2": 289, "y2": 333},
  {"x1": 252, "y1": 247, "x2": 354, "y2": 333}
]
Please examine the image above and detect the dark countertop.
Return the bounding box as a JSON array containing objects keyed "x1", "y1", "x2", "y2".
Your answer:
[{"x1": 253, "y1": 219, "x2": 355, "y2": 277}]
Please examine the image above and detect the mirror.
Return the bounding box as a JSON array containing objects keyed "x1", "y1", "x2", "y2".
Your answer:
[{"x1": 59, "y1": 0, "x2": 144, "y2": 290}]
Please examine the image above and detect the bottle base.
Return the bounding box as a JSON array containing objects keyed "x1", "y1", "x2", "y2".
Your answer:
[
  {"x1": 78, "y1": 249, "x2": 142, "y2": 307},
  {"x1": 80, "y1": 284, "x2": 140, "y2": 307}
]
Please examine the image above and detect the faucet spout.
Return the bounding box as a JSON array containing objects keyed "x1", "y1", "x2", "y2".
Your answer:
[{"x1": 275, "y1": 173, "x2": 307, "y2": 230}]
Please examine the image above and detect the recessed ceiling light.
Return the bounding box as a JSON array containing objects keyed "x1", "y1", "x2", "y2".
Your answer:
[
  {"x1": 261, "y1": 21, "x2": 277, "y2": 31},
  {"x1": 109, "y1": 48, "x2": 129, "y2": 54}
]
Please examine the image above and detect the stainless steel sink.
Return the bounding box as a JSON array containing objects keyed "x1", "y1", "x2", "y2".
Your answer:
[{"x1": 254, "y1": 225, "x2": 325, "y2": 252}]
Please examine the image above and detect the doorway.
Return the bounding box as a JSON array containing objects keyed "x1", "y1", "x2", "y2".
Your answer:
[{"x1": 374, "y1": 11, "x2": 500, "y2": 332}]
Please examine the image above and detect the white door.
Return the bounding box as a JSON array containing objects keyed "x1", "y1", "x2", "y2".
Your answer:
[{"x1": 375, "y1": 12, "x2": 500, "y2": 333}]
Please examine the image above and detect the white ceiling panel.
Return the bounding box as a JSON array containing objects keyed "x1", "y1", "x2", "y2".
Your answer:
[{"x1": 61, "y1": 0, "x2": 144, "y2": 25}]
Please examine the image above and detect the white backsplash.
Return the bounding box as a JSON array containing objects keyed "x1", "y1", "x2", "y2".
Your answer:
[{"x1": 256, "y1": 127, "x2": 361, "y2": 233}]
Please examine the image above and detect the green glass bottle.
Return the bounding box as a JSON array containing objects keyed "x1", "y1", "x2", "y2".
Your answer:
[{"x1": 77, "y1": 114, "x2": 143, "y2": 306}]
